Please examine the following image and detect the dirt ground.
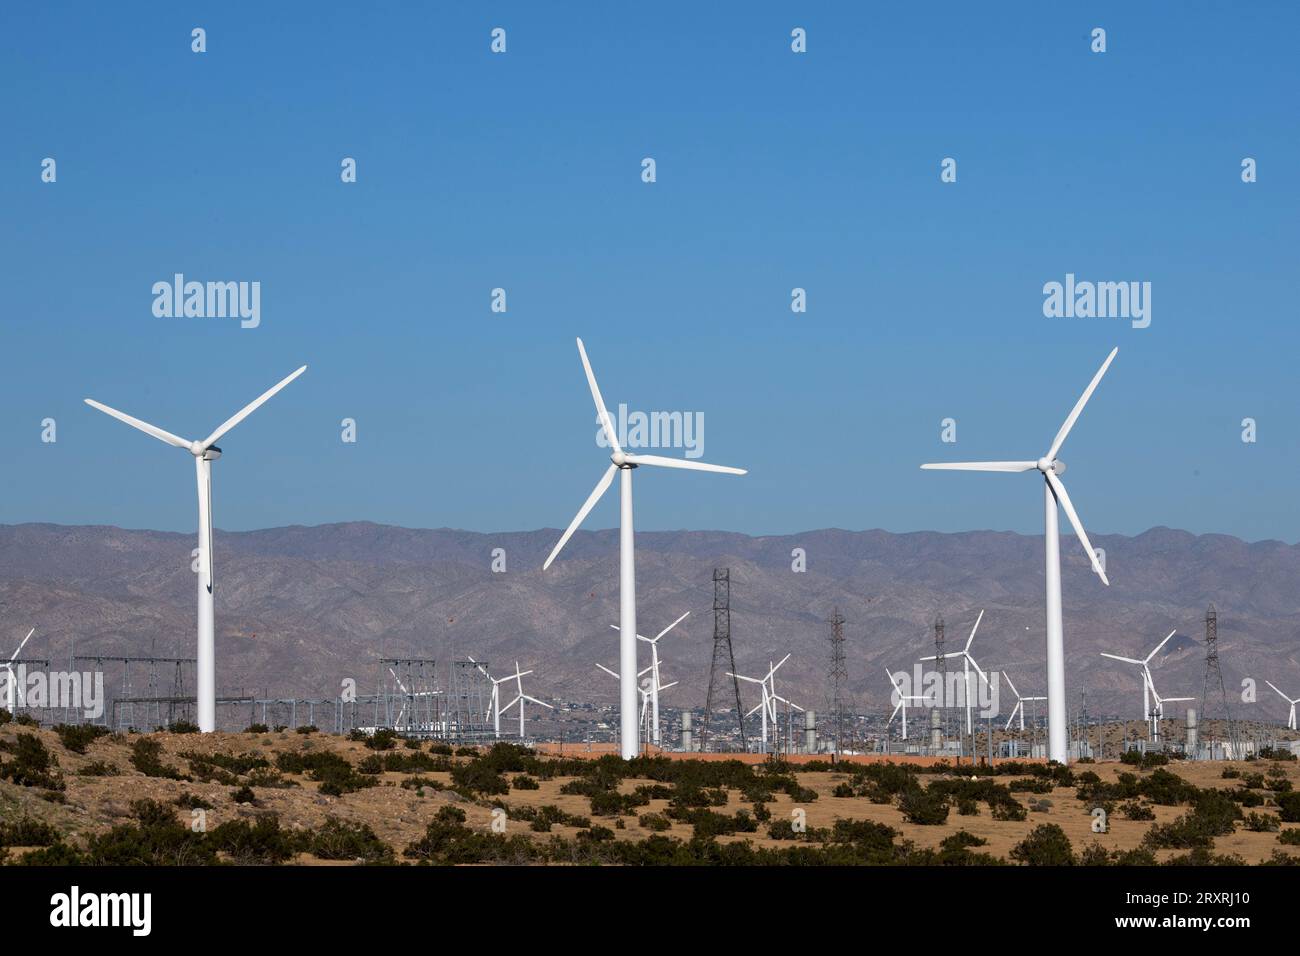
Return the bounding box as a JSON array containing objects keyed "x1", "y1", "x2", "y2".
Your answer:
[{"x1": 2, "y1": 724, "x2": 1297, "y2": 864}]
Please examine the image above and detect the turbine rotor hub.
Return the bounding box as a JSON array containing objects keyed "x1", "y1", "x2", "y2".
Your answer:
[
  {"x1": 610, "y1": 451, "x2": 633, "y2": 468},
  {"x1": 1037, "y1": 457, "x2": 1065, "y2": 475}
]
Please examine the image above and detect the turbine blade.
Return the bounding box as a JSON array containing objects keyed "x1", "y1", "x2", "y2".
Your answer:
[
  {"x1": 201, "y1": 365, "x2": 307, "y2": 449},
  {"x1": 621, "y1": 453, "x2": 746, "y2": 476},
  {"x1": 1001, "y1": 671, "x2": 1020, "y2": 701},
  {"x1": 84, "y1": 399, "x2": 191, "y2": 449},
  {"x1": 1045, "y1": 470, "x2": 1109, "y2": 584},
  {"x1": 889, "y1": 701, "x2": 903, "y2": 723},
  {"x1": 1005, "y1": 702, "x2": 1022, "y2": 731},
  {"x1": 1046, "y1": 347, "x2": 1118, "y2": 461},
  {"x1": 1145, "y1": 629, "x2": 1178, "y2": 664},
  {"x1": 654, "y1": 611, "x2": 690, "y2": 640},
  {"x1": 746, "y1": 701, "x2": 765, "y2": 718},
  {"x1": 920, "y1": 461, "x2": 1037, "y2": 472},
  {"x1": 596, "y1": 663, "x2": 619, "y2": 679},
  {"x1": 575, "y1": 338, "x2": 622, "y2": 455},
  {"x1": 522, "y1": 695, "x2": 553, "y2": 709},
  {"x1": 8, "y1": 628, "x2": 36, "y2": 663},
  {"x1": 1264, "y1": 681, "x2": 1287, "y2": 701},
  {"x1": 1100, "y1": 653, "x2": 1143, "y2": 664},
  {"x1": 543, "y1": 464, "x2": 618, "y2": 569},
  {"x1": 965, "y1": 609, "x2": 984, "y2": 652}
]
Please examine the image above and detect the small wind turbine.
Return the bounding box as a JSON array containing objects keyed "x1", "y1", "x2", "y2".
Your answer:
[
  {"x1": 1100, "y1": 630, "x2": 1179, "y2": 728},
  {"x1": 886, "y1": 667, "x2": 926, "y2": 741},
  {"x1": 921, "y1": 348, "x2": 1117, "y2": 763},
  {"x1": 543, "y1": 339, "x2": 746, "y2": 758},
  {"x1": 3, "y1": 628, "x2": 35, "y2": 713},
  {"x1": 596, "y1": 662, "x2": 670, "y2": 745},
  {"x1": 84, "y1": 366, "x2": 307, "y2": 732},
  {"x1": 919, "y1": 610, "x2": 990, "y2": 736},
  {"x1": 1145, "y1": 677, "x2": 1194, "y2": 742},
  {"x1": 610, "y1": 610, "x2": 689, "y2": 746},
  {"x1": 1266, "y1": 681, "x2": 1300, "y2": 731},
  {"x1": 498, "y1": 662, "x2": 551, "y2": 739},
  {"x1": 729, "y1": 654, "x2": 794, "y2": 754},
  {"x1": 1002, "y1": 672, "x2": 1046, "y2": 732}
]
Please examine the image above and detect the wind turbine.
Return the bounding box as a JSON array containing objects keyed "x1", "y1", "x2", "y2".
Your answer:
[
  {"x1": 919, "y1": 610, "x2": 990, "y2": 737},
  {"x1": 729, "y1": 669, "x2": 773, "y2": 752},
  {"x1": 498, "y1": 661, "x2": 551, "y2": 739},
  {"x1": 543, "y1": 339, "x2": 746, "y2": 759},
  {"x1": 921, "y1": 348, "x2": 1117, "y2": 763},
  {"x1": 1002, "y1": 672, "x2": 1046, "y2": 732},
  {"x1": 729, "y1": 654, "x2": 794, "y2": 754},
  {"x1": 84, "y1": 366, "x2": 307, "y2": 732},
  {"x1": 610, "y1": 610, "x2": 689, "y2": 746},
  {"x1": 3, "y1": 628, "x2": 35, "y2": 714},
  {"x1": 1145, "y1": 678, "x2": 1194, "y2": 742},
  {"x1": 1266, "y1": 681, "x2": 1300, "y2": 731},
  {"x1": 1100, "y1": 630, "x2": 1178, "y2": 730},
  {"x1": 596, "y1": 662, "x2": 671, "y2": 745},
  {"x1": 886, "y1": 668, "x2": 926, "y2": 741}
]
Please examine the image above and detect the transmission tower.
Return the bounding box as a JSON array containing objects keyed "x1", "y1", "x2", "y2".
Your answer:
[
  {"x1": 826, "y1": 608, "x2": 848, "y2": 757},
  {"x1": 700, "y1": 568, "x2": 747, "y2": 752},
  {"x1": 933, "y1": 614, "x2": 947, "y2": 749},
  {"x1": 1199, "y1": 604, "x2": 1241, "y2": 758}
]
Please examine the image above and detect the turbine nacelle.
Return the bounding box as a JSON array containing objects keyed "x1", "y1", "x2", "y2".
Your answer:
[
  {"x1": 198, "y1": 444, "x2": 222, "y2": 461},
  {"x1": 1036, "y1": 457, "x2": 1065, "y2": 475}
]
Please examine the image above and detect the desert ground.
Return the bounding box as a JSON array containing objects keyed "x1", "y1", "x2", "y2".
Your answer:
[{"x1": 2, "y1": 720, "x2": 1298, "y2": 865}]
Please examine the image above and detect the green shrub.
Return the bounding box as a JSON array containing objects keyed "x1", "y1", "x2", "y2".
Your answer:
[
  {"x1": 898, "y1": 784, "x2": 949, "y2": 825},
  {"x1": 77, "y1": 760, "x2": 120, "y2": 777},
  {"x1": 1, "y1": 733, "x2": 65, "y2": 790},
  {"x1": 130, "y1": 738, "x2": 188, "y2": 780},
  {"x1": 1278, "y1": 828, "x2": 1300, "y2": 846},
  {"x1": 1122, "y1": 800, "x2": 1155, "y2": 821},
  {"x1": 1010, "y1": 824, "x2": 1075, "y2": 865},
  {"x1": 306, "y1": 818, "x2": 394, "y2": 863},
  {"x1": 638, "y1": 812, "x2": 672, "y2": 832},
  {"x1": 0, "y1": 816, "x2": 60, "y2": 848},
  {"x1": 53, "y1": 723, "x2": 110, "y2": 754}
]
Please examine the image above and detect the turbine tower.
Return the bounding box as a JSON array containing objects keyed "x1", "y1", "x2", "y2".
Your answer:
[
  {"x1": 544, "y1": 339, "x2": 746, "y2": 759},
  {"x1": 84, "y1": 366, "x2": 307, "y2": 732},
  {"x1": 921, "y1": 348, "x2": 1116, "y2": 763}
]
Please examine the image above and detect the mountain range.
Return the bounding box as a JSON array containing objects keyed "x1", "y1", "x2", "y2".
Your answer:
[{"x1": 1, "y1": 522, "x2": 1297, "y2": 723}]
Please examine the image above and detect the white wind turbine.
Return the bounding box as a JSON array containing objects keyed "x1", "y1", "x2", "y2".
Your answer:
[
  {"x1": 596, "y1": 662, "x2": 674, "y2": 745},
  {"x1": 84, "y1": 366, "x2": 306, "y2": 732},
  {"x1": 543, "y1": 339, "x2": 746, "y2": 759},
  {"x1": 1266, "y1": 681, "x2": 1300, "y2": 731},
  {"x1": 919, "y1": 610, "x2": 990, "y2": 736},
  {"x1": 3, "y1": 628, "x2": 35, "y2": 714},
  {"x1": 729, "y1": 654, "x2": 795, "y2": 754},
  {"x1": 468, "y1": 657, "x2": 513, "y2": 740},
  {"x1": 611, "y1": 610, "x2": 689, "y2": 746},
  {"x1": 498, "y1": 661, "x2": 552, "y2": 739},
  {"x1": 921, "y1": 348, "x2": 1117, "y2": 763},
  {"x1": 886, "y1": 667, "x2": 926, "y2": 741},
  {"x1": 1002, "y1": 672, "x2": 1046, "y2": 732},
  {"x1": 1100, "y1": 630, "x2": 1178, "y2": 729}
]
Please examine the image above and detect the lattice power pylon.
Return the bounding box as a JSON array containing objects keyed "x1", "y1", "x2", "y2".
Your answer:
[
  {"x1": 700, "y1": 568, "x2": 747, "y2": 752},
  {"x1": 826, "y1": 608, "x2": 848, "y2": 757},
  {"x1": 1199, "y1": 604, "x2": 1241, "y2": 758}
]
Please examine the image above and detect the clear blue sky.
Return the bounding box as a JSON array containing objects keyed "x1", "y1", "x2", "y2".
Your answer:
[{"x1": 1, "y1": 3, "x2": 1296, "y2": 542}]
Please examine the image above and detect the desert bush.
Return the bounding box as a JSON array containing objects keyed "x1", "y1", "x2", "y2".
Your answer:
[
  {"x1": 898, "y1": 784, "x2": 949, "y2": 825},
  {"x1": 1, "y1": 733, "x2": 65, "y2": 790},
  {"x1": 306, "y1": 817, "x2": 394, "y2": 863},
  {"x1": 1010, "y1": 824, "x2": 1075, "y2": 866},
  {"x1": 1122, "y1": 800, "x2": 1155, "y2": 821},
  {"x1": 130, "y1": 738, "x2": 188, "y2": 780},
  {"x1": 53, "y1": 723, "x2": 109, "y2": 754}
]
